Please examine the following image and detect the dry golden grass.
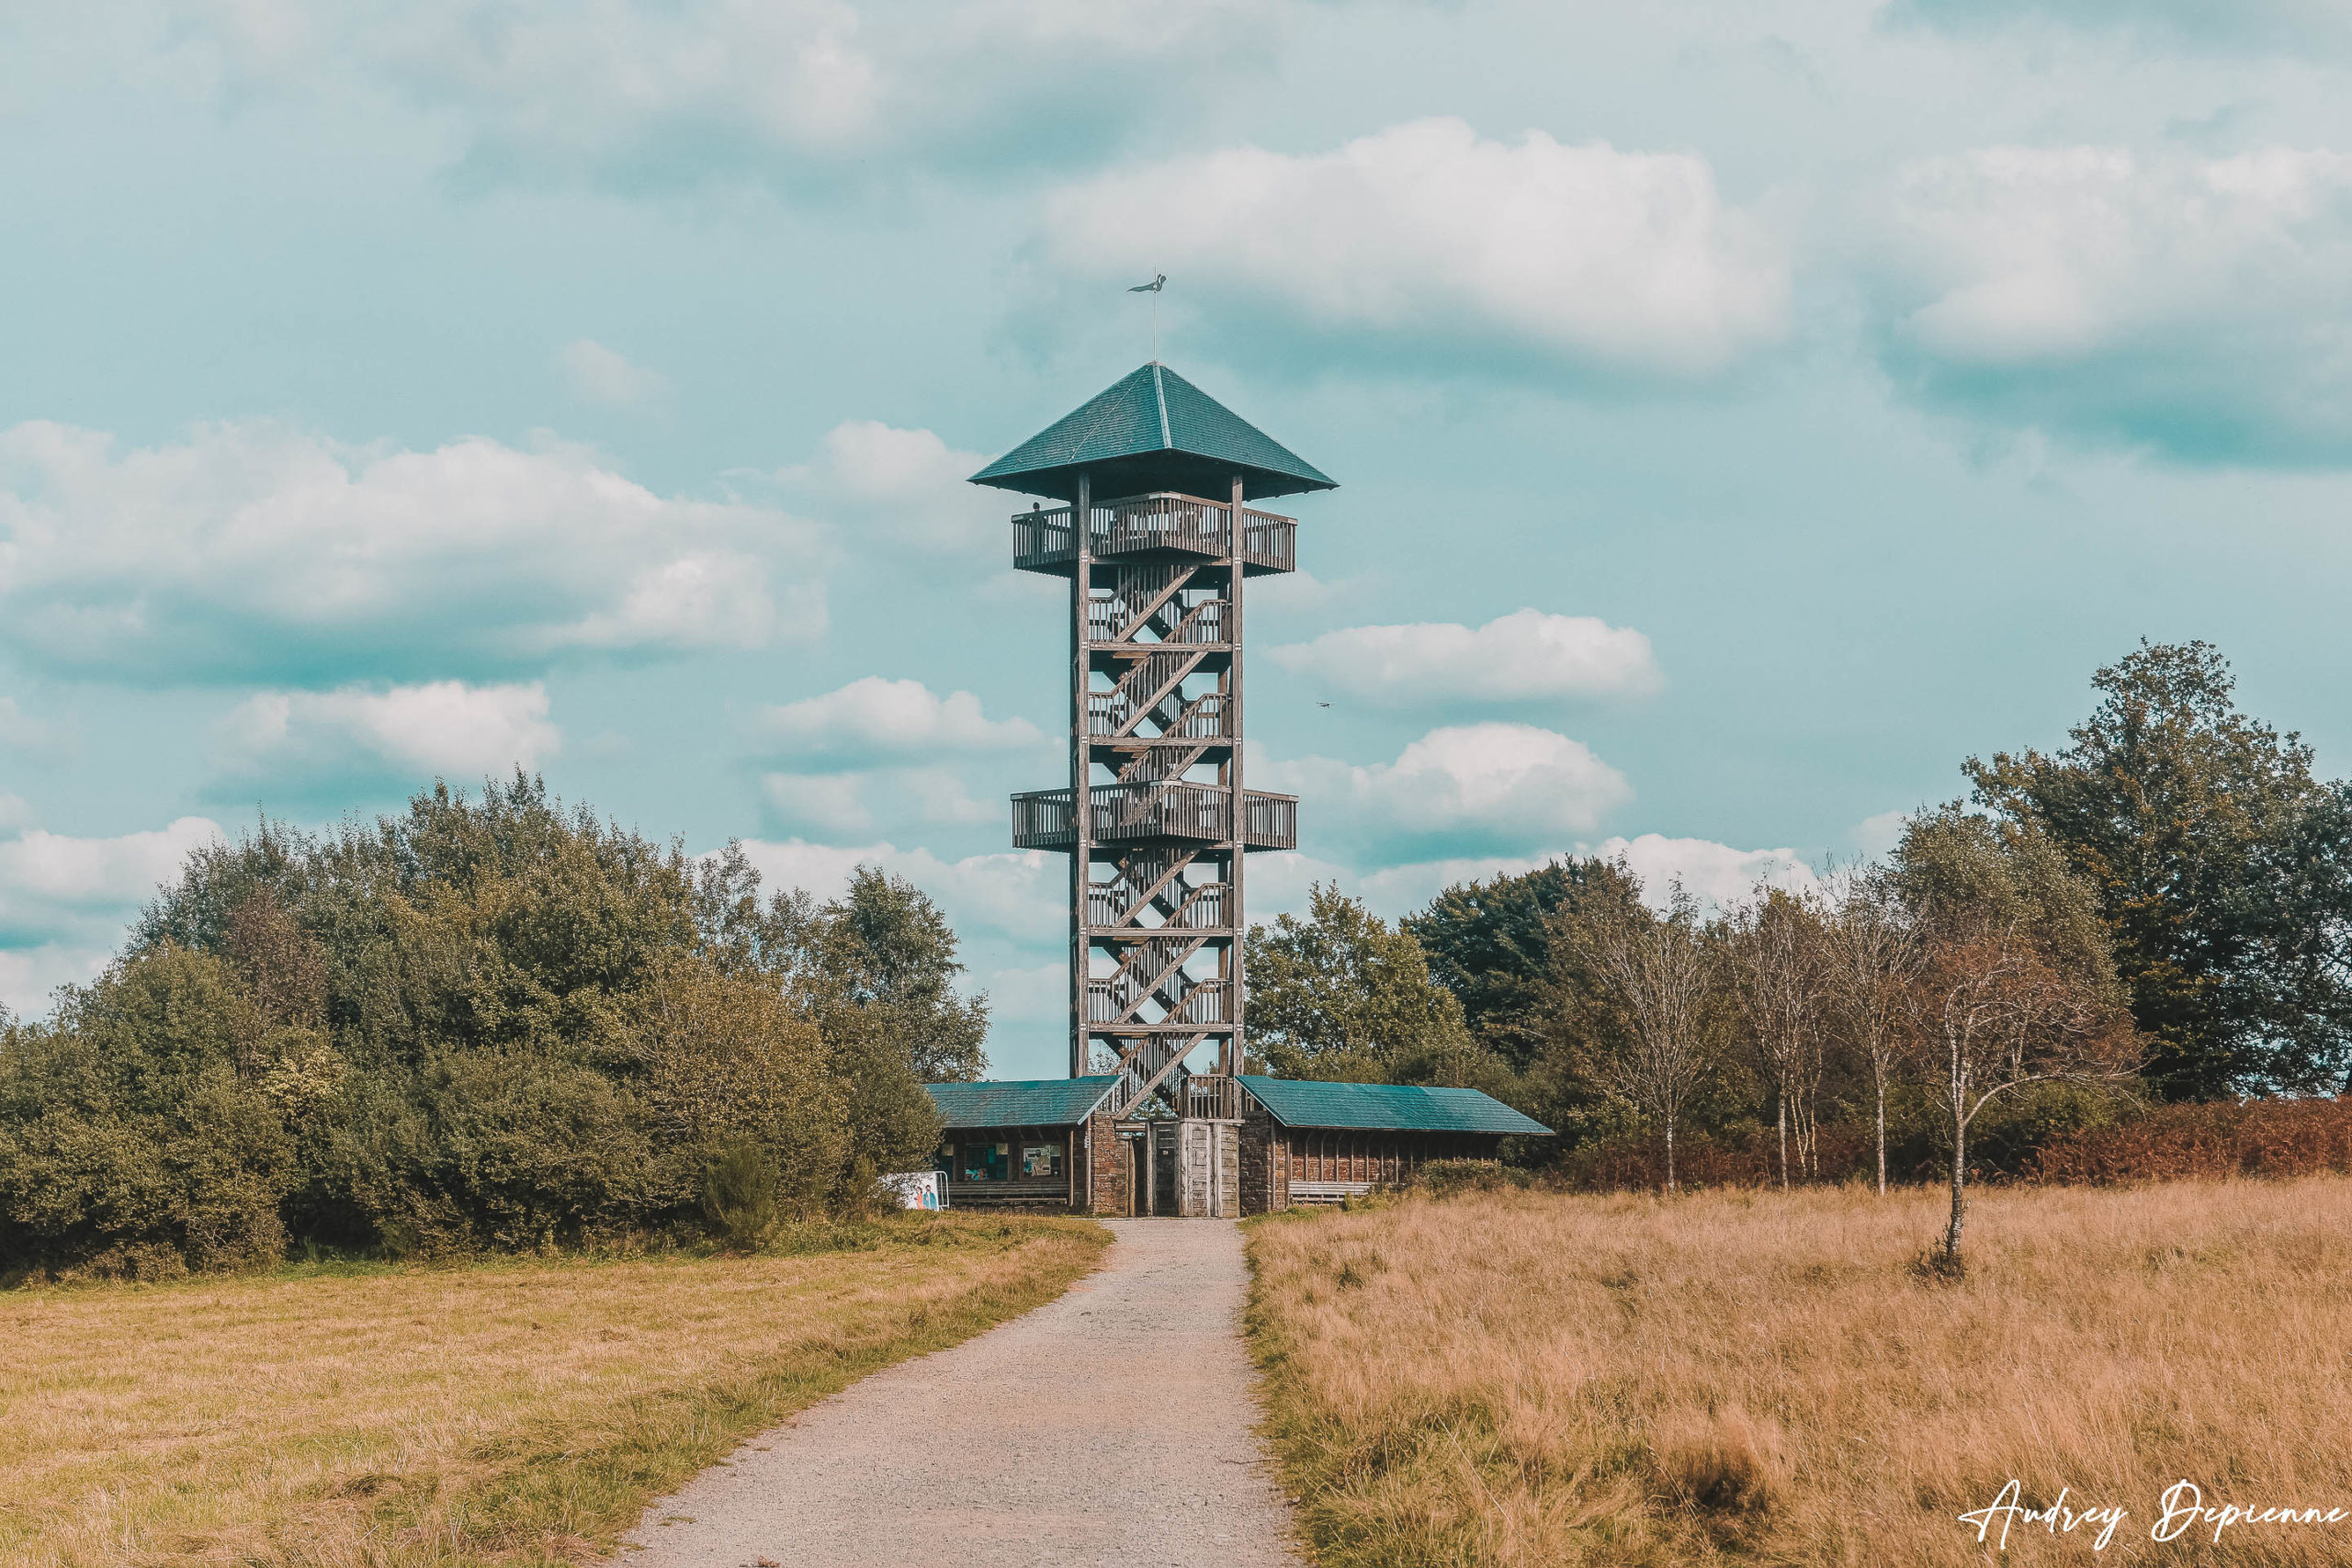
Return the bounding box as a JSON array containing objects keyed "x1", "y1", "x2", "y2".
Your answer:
[
  {"x1": 0, "y1": 1215, "x2": 1107, "y2": 1568},
  {"x1": 1247, "y1": 1179, "x2": 2352, "y2": 1566}
]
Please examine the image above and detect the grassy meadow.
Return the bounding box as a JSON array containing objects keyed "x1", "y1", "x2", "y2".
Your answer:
[
  {"x1": 0, "y1": 1214, "x2": 1107, "y2": 1568},
  {"x1": 1247, "y1": 1179, "x2": 2352, "y2": 1566}
]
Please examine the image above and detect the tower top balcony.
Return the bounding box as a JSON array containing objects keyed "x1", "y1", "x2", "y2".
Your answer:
[
  {"x1": 968, "y1": 361, "x2": 1336, "y2": 505},
  {"x1": 1012, "y1": 491, "x2": 1296, "y2": 578}
]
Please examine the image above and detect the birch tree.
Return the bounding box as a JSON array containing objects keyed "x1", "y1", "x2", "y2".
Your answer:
[
  {"x1": 1726, "y1": 888, "x2": 1830, "y2": 1185},
  {"x1": 1894, "y1": 809, "x2": 2138, "y2": 1264},
  {"x1": 1564, "y1": 879, "x2": 1718, "y2": 1194},
  {"x1": 1820, "y1": 865, "x2": 1925, "y2": 1196}
]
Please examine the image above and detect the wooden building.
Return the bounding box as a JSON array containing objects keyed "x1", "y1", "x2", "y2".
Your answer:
[
  {"x1": 926, "y1": 1075, "x2": 1550, "y2": 1216},
  {"x1": 1235, "y1": 1077, "x2": 1552, "y2": 1212},
  {"x1": 926, "y1": 1077, "x2": 1119, "y2": 1211}
]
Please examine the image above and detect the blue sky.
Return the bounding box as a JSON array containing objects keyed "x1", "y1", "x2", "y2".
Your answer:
[{"x1": 5, "y1": 0, "x2": 2351, "y2": 1076}]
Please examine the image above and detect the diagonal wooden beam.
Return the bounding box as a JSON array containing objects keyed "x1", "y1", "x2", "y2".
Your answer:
[
  {"x1": 1114, "y1": 651, "x2": 1204, "y2": 739},
  {"x1": 1114, "y1": 1033, "x2": 1209, "y2": 1118},
  {"x1": 1114, "y1": 567, "x2": 1197, "y2": 643}
]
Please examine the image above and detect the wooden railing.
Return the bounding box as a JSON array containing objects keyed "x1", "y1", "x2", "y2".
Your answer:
[
  {"x1": 1089, "y1": 689, "x2": 1227, "y2": 740},
  {"x1": 1011, "y1": 784, "x2": 1299, "y2": 851},
  {"x1": 1088, "y1": 975, "x2": 1228, "y2": 1025},
  {"x1": 1012, "y1": 492, "x2": 1296, "y2": 576},
  {"x1": 1088, "y1": 878, "x2": 1227, "y2": 931},
  {"x1": 1087, "y1": 594, "x2": 1227, "y2": 646},
  {"x1": 1181, "y1": 1073, "x2": 1243, "y2": 1121}
]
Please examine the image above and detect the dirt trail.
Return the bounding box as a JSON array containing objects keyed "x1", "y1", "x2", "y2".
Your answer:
[{"x1": 620, "y1": 1218, "x2": 1302, "y2": 1567}]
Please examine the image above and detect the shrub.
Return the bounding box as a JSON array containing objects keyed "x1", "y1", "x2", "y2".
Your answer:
[
  {"x1": 701, "y1": 1143, "x2": 780, "y2": 1249},
  {"x1": 2033, "y1": 1095, "x2": 2352, "y2": 1183},
  {"x1": 0, "y1": 777, "x2": 971, "y2": 1275}
]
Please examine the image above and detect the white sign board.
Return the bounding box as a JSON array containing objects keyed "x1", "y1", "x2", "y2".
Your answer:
[{"x1": 877, "y1": 1170, "x2": 946, "y2": 1211}]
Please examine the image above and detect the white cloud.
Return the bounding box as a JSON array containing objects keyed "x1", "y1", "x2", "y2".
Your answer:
[
  {"x1": 0, "y1": 420, "x2": 824, "y2": 681},
  {"x1": 762, "y1": 764, "x2": 1004, "y2": 835},
  {"x1": 1881, "y1": 145, "x2": 2352, "y2": 459},
  {"x1": 0, "y1": 816, "x2": 226, "y2": 1013},
  {"x1": 217, "y1": 681, "x2": 561, "y2": 782},
  {"x1": 1043, "y1": 118, "x2": 1789, "y2": 378},
  {"x1": 156, "y1": 0, "x2": 1279, "y2": 190},
  {"x1": 1254, "y1": 722, "x2": 1631, "y2": 852},
  {"x1": 754, "y1": 676, "x2": 1044, "y2": 762},
  {"x1": 1853, "y1": 809, "x2": 1911, "y2": 857},
  {"x1": 729, "y1": 837, "x2": 1063, "y2": 942},
  {"x1": 0, "y1": 818, "x2": 222, "y2": 909},
  {"x1": 1270, "y1": 609, "x2": 1661, "y2": 705},
  {"x1": 773, "y1": 420, "x2": 1005, "y2": 562},
  {"x1": 0, "y1": 795, "x2": 32, "y2": 831},
  {"x1": 1593, "y1": 832, "x2": 1818, "y2": 913},
  {"x1": 0, "y1": 943, "x2": 115, "y2": 1016},
  {"x1": 560, "y1": 339, "x2": 669, "y2": 407}
]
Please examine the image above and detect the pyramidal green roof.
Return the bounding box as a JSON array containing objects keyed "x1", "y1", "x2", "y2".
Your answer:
[
  {"x1": 970, "y1": 363, "x2": 1336, "y2": 504},
  {"x1": 925, "y1": 1077, "x2": 1120, "y2": 1128},
  {"x1": 1237, "y1": 1077, "x2": 1553, "y2": 1135}
]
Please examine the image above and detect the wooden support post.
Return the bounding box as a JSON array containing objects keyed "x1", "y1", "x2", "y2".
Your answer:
[
  {"x1": 1227, "y1": 473, "x2": 1247, "y2": 1078},
  {"x1": 1070, "y1": 471, "x2": 1092, "y2": 1079}
]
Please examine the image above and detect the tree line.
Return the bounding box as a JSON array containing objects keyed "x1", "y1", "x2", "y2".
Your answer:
[
  {"x1": 0, "y1": 776, "x2": 987, "y2": 1279},
  {"x1": 1247, "y1": 642, "x2": 2352, "y2": 1263}
]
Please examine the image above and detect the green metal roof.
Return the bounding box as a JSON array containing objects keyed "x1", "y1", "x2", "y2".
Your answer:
[
  {"x1": 1237, "y1": 1077, "x2": 1553, "y2": 1135},
  {"x1": 969, "y1": 363, "x2": 1337, "y2": 503},
  {"x1": 925, "y1": 1077, "x2": 1120, "y2": 1128}
]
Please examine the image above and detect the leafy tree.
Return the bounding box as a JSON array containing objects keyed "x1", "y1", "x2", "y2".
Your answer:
[
  {"x1": 1819, "y1": 866, "x2": 1926, "y2": 1196},
  {"x1": 1724, "y1": 888, "x2": 1831, "y2": 1186},
  {"x1": 1968, "y1": 640, "x2": 2352, "y2": 1097},
  {"x1": 1405, "y1": 858, "x2": 1645, "y2": 1074},
  {"x1": 1246, "y1": 884, "x2": 1496, "y2": 1089},
  {"x1": 1549, "y1": 879, "x2": 1720, "y2": 1194},
  {"x1": 0, "y1": 778, "x2": 959, "y2": 1274},
  {"x1": 1893, "y1": 808, "x2": 2137, "y2": 1263}
]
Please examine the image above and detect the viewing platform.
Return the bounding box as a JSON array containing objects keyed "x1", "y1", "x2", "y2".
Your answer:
[
  {"x1": 1011, "y1": 783, "x2": 1298, "y2": 852},
  {"x1": 1012, "y1": 491, "x2": 1296, "y2": 578}
]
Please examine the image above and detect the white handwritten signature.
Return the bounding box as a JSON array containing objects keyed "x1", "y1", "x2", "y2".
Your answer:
[{"x1": 1960, "y1": 1480, "x2": 2352, "y2": 1551}]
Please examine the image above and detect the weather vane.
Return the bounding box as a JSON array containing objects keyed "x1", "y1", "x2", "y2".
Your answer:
[{"x1": 1129, "y1": 273, "x2": 1166, "y2": 362}]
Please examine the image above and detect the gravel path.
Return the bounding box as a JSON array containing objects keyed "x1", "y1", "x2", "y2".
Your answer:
[{"x1": 619, "y1": 1219, "x2": 1303, "y2": 1568}]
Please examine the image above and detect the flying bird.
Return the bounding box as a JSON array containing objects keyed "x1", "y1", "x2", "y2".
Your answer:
[
  {"x1": 1317, "y1": 701, "x2": 1332, "y2": 708},
  {"x1": 1129, "y1": 275, "x2": 1166, "y2": 293}
]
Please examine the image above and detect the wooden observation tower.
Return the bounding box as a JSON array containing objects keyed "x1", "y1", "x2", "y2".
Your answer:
[{"x1": 972, "y1": 363, "x2": 1335, "y2": 1132}]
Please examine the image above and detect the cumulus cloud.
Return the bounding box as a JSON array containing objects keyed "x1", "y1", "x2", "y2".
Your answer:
[
  {"x1": 1270, "y1": 609, "x2": 1661, "y2": 705},
  {"x1": 729, "y1": 836, "x2": 1063, "y2": 943},
  {"x1": 1879, "y1": 145, "x2": 2352, "y2": 461},
  {"x1": 0, "y1": 420, "x2": 823, "y2": 681},
  {"x1": 1594, "y1": 832, "x2": 1818, "y2": 913},
  {"x1": 771, "y1": 422, "x2": 1008, "y2": 563},
  {"x1": 559, "y1": 339, "x2": 669, "y2": 407},
  {"x1": 0, "y1": 815, "x2": 225, "y2": 1011},
  {"x1": 1254, "y1": 722, "x2": 1632, "y2": 855},
  {"x1": 216, "y1": 681, "x2": 561, "y2": 784},
  {"x1": 761, "y1": 766, "x2": 1002, "y2": 835},
  {"x1": 1041, "y1": 118, "x2": 1789, "y2": 379},
  {"x1": 753, "y1": 677, "x2": 1045, "y2": 763},
  {"x1": 156, "y1": 0, "x2": 1279, "y2": 191},
  {"x1": 1853, "y1": 809, "x2": 1912, "y2": 857}
]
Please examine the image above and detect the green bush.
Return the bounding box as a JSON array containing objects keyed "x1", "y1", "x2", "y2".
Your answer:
[
  {"x1": 0, "y1": 776, "x2": 956, "y2": 1276},
  {"x1": 700, "y1": 1143, "x2": 780, "y2": 1249}
]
